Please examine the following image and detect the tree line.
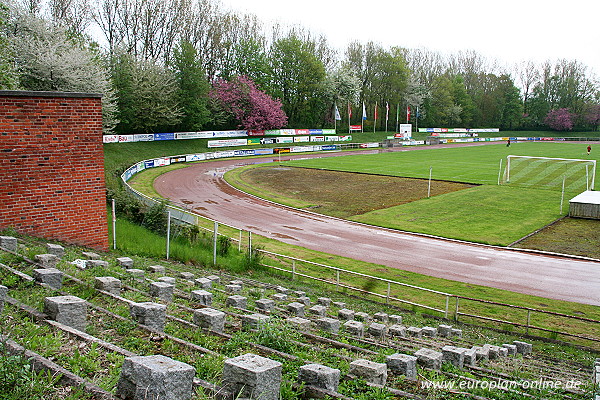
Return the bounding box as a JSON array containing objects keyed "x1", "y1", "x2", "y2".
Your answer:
[{"x1": 1, "y1": 0, "x2": 599, "y2": 134}]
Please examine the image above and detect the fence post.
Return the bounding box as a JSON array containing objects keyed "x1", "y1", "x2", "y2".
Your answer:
[
  {"x1": 238, "y1": 230, "x2": 242, "y2": 252},
  {"x1": 454, "y1": 297, "x2": 459, "y2": 321},
  {"x1": 213, "y1": 221, "x2": 218, "y2": 266},
  {"x1": 386, "y1": 282, "x2": 391, "y2": 304},
  {"x1": 112, "y1": 199, "x2": 117, "y2": 250},
  {"x1": 336, "y1": 269, "x2": 340, "y2": 286},
  {"x1": 292, "y1": 261, "x2": 296, "y2": 280},
  {"x1": 445, "y1": 295, "x2": 449, "y2": 319},
  {"x1": 526, "y1": 309, "x2": 531, "y2": 335},
  {"x1": 166, "y1": 211, "x2": 171, "y2": 260},
  {"x1": 248, "y1": 231, "x2": 252, "y2": 256},
  {"x1": 427, "y1": 166, "x2": 432, "y2": 198}
]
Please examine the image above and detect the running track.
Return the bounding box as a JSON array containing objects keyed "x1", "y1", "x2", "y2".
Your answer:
[{"x1": 154, "y1": 145, "x2": 600, "y2": 306}]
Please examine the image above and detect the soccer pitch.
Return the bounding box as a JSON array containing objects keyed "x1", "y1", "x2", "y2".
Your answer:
[{"x1": 285, "y1": 142, "x2": 599, "y2": 245}]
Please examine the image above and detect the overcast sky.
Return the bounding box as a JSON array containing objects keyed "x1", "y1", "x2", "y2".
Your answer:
[{"x1": 219, "y1": 0, "x2": 600, "y2": 76}]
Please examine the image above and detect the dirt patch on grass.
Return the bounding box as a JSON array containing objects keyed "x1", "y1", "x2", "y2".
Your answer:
[
  {"x1": 239, "y1": 166, "x2": 476, "y2": 218},
  {"x1": 514, "y1": 217, "x2": 600, "y2": 259}
]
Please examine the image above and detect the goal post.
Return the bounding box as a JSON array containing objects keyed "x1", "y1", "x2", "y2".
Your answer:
[{"x1": 501, "y1": 155, "x2": 596, "y2": 192}]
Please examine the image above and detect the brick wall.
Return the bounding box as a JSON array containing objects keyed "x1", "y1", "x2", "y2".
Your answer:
[{"x1": 0, "y1": 91, "x2": 109, "y2": 251}]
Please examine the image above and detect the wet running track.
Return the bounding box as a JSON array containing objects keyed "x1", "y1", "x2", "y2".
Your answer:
[{"x1": 154, "y1": 146, "x2": 600, "y2": 306}]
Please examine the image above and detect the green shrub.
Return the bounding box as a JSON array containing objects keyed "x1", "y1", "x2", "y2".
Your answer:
[
  {"x1": 142, "y1": 201, "x2": 168, "y2": 235},
  {"x1": 217, "y1": 235, "x2": 231, "y2": 256}
]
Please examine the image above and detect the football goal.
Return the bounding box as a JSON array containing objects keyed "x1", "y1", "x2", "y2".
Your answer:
[{"x1": 500, "y1": 155, "x2": 596, "y2": 192}]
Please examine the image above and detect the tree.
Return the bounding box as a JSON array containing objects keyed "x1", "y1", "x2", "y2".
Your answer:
[
  {"x1": 345, "y1": 42, "x2": 409, "y2": 129},
  {"x1": 94, "y1": 0, "x2": 189, "y2": 62},
  {"x1": 0, "y1": 3, "x2": 18, "y2": 89},
  {"x1": 544, "y1": 108, "x2": 574, "y2": 131},
  {"x1": 172, "y1": 41, "x2": 211, "y2": 131},
  {"x1": 209, "y1": 75, "x2": 287, "y2": 131},
  {"x1": 583, "y1": 104, "x2": 600, "y2": 131},
  {"x1": 322, "y1": 67, "x2": 361, "y2": 125},
  {"x1": 6, "y1": 7, "x2": 117, "y2": 131},
  {"x1": 527, "y1": 60, "x2": 597, "y2": 126},
  {"x1": 269, "y1": 34, "x2": 326, "y2": 127},
  {"x1": 111, "y1": 52, "x2": 181, "y2": 134}
]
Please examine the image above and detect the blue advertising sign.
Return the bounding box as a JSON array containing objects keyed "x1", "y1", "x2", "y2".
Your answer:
[
  {"x1": 309, "y1": 129, "x2": 323, "y2": 134},
  {"x1": 144, "y1": 160, "x2": 155, "y2": 168},
  {"x1": 154, "y1": 132, "x2": 175, "y2": 141},
  {"x1": 322, "y1": 145, "x2": 337, "y2": 151}
]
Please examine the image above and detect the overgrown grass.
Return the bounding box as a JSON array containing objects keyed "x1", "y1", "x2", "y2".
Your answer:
[{"x1": 107, "y1": 213, "x2": 263, "y2": 274}]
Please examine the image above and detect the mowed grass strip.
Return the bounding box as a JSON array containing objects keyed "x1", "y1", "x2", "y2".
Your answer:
[{"x1": 351, "y1": 185, "x2": 565, "y2": 245}]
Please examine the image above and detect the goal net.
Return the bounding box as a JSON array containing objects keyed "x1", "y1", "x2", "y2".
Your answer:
[{"x1": 500, "y1": 155, "x2": 596, "y2": 192}]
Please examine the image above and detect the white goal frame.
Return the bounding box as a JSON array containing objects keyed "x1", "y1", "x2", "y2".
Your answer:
[{"x1": 503, "y1": 155, "x2": 596, "y2": 190}]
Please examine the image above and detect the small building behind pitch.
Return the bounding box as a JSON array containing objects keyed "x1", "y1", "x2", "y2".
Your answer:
[{"x1": 569, "y1": 191, "x2": 600, "y2": 220}]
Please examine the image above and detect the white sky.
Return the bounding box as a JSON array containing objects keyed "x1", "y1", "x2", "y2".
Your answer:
[{"x1": 219, "y1": 0, "x2": 600, "y2": 76}]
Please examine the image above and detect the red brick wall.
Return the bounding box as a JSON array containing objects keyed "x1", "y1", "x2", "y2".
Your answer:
[{"x1": 0, "y1": 91, "x2": 109, "y2": 251}]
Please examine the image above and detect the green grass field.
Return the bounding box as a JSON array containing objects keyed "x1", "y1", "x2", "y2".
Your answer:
[
  {"x1": 277, "y1": 142, "x2": 598, "y2": 245},
  {"x1": 285, "y1": 142, "x2": 598, "y2": 184}
]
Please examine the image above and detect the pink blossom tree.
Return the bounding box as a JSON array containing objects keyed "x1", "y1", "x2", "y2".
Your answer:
[
  {"x1": 209, "y1": 75, "x2": 287, "y2": 130},
  {"x1": 544, "y1": 108, "x2": 574, "y2": 131}
]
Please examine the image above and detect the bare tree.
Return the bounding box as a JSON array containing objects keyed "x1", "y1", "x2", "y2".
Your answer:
[
  {"x1": 514, "y1": 60, "x2": 540, "y2": 114},
  {"x1": 49, "y1": 0, "x2": 91, "y2": 34},
  {"x1": 94, "y1": 0, "x2": 190, "y2": 62}
]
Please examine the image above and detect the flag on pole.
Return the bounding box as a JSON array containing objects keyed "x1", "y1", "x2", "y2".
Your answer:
[
  {"x1": 385, "y1": 102, "x2": 389, "y2": 132},
  {"x1": 361, "y1": 102, "x2": 366, "y2": 133},
  {"x1": 334, "y1": 102, "x2": 341, "y2": 121},
  {"x1": 406, "y1": 105, "x2": 411, "y2": 123},
  {"x1": 396, "y1": 103, "x2": 400, "y2": 132},
  {"x1": 348, "y1": 101, "x2": 352, "y2": 134},
  {"x1": 385, "y1": 102, "x2": 389, "y2": 123},
  {"x1": 374, "y1": 102, "x2": 378, "y2": 133}
]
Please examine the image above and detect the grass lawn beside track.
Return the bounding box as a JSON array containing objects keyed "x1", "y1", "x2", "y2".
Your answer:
[{"x1": 350, "y1": 185, "x2": 565, "y2": 245}]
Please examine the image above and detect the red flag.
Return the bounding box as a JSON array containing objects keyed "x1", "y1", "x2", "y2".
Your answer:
[
  {"x1": 348, "y1": 101, "x2": 352, "y2": 119},
  {"x1": 406, "y1": 105, "x2": 411, "y2": 123},
  {"x1": 374, "y1": 102, "x2": 378, "y2": 121}
]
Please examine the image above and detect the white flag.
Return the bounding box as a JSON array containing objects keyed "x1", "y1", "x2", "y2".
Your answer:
[{"x1": 334, "y1": 103, "x2": 341, "y2": 120}]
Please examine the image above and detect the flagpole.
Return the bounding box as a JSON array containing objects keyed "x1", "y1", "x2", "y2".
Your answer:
[
  {"x1": 348, "y1": 101, "x2": 351, "y2": 134},
  {"x1": 385, "y1": 102, "x2": 389, "y2": 133},
  {"x1": 334, "y1": 102, "x2": 337, "y2": 131},
  {"x1": 416, "y1": 106, "x2": 419, "y2": 132},
  {"x1": 396, "y1": 103, "x2": 399, "y2": 133},
  {"x1": 361, "y1": 101, "x2": 365, "y2": 133},
  {"x1": 373, "y1": 101, "x2": 377, "y2": 133}
]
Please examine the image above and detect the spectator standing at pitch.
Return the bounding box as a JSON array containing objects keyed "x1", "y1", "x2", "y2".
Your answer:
[
  {"x1": 587, "y1": 145, "x2": 592, "y2": 155},
  {"x1": 506, "y1": 139, "x2": 511, "y2": 147}
]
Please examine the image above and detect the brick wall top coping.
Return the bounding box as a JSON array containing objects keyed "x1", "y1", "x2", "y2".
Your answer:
[{"x1": 0, "y1": 90, "x2": 102, "y2": 98}]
